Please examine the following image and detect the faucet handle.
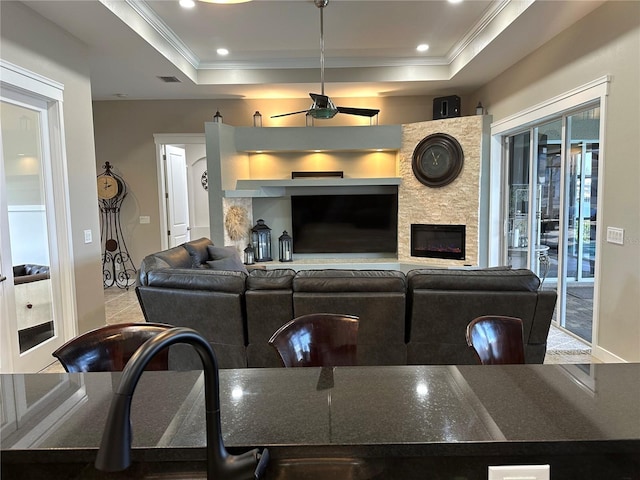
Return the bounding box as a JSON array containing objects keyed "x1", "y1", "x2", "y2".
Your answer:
[{"x1": 254, "y1": 448, "x2": 270, "y2": 479}]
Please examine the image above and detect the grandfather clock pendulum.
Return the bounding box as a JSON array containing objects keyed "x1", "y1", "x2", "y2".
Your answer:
[{"x1": 97, "y1": 162, "x2": 136, "y2": 289}]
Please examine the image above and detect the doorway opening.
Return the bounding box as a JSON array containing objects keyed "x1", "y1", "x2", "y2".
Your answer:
[{"x1": 153, "y1": 134, "x2": 208, "y2": 250}]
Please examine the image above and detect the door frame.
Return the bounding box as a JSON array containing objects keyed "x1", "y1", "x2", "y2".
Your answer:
[
  {"x1": 0, "y1": 60, "x2": 77, "y2": 372},
  {"x1": 153, "y1": 134, "x2": 205, "y2": 251},
  {"x1": 489, "y1": 76, "x2": 609, "y2": 354}
]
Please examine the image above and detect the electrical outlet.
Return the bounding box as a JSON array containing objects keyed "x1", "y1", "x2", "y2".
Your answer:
[
  {"x1": 488, "y1": 465, "x2": 550, "y2": 480},
  {"x1": 84, "y1": 229, "x2": 92, "y2": 244},
  {"x1": 606, "y1": 226, "x2": 624, "y2": 245}
]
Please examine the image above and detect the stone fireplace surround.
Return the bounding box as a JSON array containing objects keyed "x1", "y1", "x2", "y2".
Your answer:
[{"x1": 210, "y1": 115, "x2": 488, "y2": 268}]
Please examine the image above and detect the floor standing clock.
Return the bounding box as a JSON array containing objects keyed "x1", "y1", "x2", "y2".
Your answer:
[{"x1": 98, "y1": 161, "x2": 136, "y2": 289}]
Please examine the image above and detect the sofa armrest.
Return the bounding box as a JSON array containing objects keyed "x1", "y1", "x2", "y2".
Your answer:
[{"x1": 529, "y1": 289, "x2": 558, "y2": 344}]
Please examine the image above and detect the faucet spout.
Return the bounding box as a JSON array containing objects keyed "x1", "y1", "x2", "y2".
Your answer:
[{"x1": 95, "y1": 327, "x2": 268, "y2": 480}]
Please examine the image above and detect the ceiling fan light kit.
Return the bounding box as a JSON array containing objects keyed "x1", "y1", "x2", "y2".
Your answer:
[{"x1": 272, "y1": 0, "x2": 380, "y2": 121}]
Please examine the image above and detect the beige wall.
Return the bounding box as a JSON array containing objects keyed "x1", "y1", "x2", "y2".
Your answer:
[
  {"x1": 92, "y1": 95, "x2": 446, "y2": 265},
  {"x1": 1, "y1": 2, "x2": 104, "y2": 335},
  {"x1": 472, "y1": 1, "x2": 640, "y2": 362}
]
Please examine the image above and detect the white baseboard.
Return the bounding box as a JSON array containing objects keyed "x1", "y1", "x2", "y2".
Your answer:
[{"x1": 592, "y1": 344, "x2": 627, "y2": 363}]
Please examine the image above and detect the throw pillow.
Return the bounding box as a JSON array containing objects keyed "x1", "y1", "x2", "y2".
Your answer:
[
  {"x1": 206, "y1": 256, "x2": 248, "y2": 274},
  {"x1": 207, "y1": 245, "x2": 240, "y2": 260}
]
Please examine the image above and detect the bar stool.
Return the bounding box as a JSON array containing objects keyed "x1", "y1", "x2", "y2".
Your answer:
[
  {"x1": 466, "y1": 315, "x2": 525, "y2": 365},
  {"x1": 52, "y1": 322, "x2": 174, "y2": 372},
  {"x1": 268, "y1": 313, "x2": 359, "y2": 367}
]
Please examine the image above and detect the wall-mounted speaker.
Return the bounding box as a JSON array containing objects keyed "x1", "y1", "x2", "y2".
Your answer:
[{"x1": 433, "y1": 95, "x2": 461, "y2": 120}]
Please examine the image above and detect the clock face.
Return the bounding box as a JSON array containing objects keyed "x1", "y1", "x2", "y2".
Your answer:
[
  {"x1": 97, "y1": 175, "x2": 119, "y2": 200},
  {"x1": 412, "y1": 133, "x2": 464, "y2": 187},
  {"x1": 420, "y1": 144, "x2": 452, "y2": 179}
]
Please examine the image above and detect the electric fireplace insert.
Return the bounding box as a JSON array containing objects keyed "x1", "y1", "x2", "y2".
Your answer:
[{"x1": 411, "y1": 224, "x2": 465, "y2": 260}]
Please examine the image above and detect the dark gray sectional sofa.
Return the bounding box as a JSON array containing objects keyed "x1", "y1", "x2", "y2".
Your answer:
[{"x1": 136, "y1": 238, "x2": 557, "y2": 369}]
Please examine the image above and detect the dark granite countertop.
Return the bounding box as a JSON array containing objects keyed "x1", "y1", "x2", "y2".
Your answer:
[{"x1": 2, "y1": 364, "x2": 639, "y2": 479}]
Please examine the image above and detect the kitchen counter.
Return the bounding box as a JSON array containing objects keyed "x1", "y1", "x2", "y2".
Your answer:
[{"x1": 1, "y1": 364, "x2": 639, "y2": 479}]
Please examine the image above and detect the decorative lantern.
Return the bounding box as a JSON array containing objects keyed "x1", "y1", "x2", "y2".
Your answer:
[
  {"x1": 243, "y1": 243, "x2": 255, "y2": 265},
  {"x1": 253, "y1": 111, "x2": 263, "y2": 127},
  {"x1": 475, "y1": 102, "x2": 484, "y2": 115},
  {"x1": 278, "y1": 231, "x2": 293, "y2": 262},
  {"x1": 251, "y1": 219, "x2": 272, "y2": 262},
  {"x1": 213, "y1": 110, "x2": 223, "y2": 123}
]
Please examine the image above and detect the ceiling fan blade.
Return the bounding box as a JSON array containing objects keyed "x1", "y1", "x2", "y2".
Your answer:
[
  {"x1": 336, "y1": 106, "x2": 380, "y2": 117},
  {"x1": 270, "y1": 109, "x2": 310, "y2": 118}
]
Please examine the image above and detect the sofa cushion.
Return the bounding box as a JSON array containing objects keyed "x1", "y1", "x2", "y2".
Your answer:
[
  {"x1": 183, "y1": 237, "x2": 213, "y2": 267},
  {"x1": 407, "y1": 268, "x2": 540, "y2": 292},
  {"x1": 13, "y1": 264, "x2": 50, "y2": 285},
  {"x1": 247, "y1": 268, "x2": 296, "y2": 290},
  {"x1": 153, "y1": 244, "x2": 192, "y2": 269},
  {"x1": 293, "y1": 269, "x2": 406, "y2": 293},
  {"x1": 207, "y1": 256, "x2": 248, "y2": 273},
  {"x1": 145, "y1": 268, "x2": 246, "y2": 293}
]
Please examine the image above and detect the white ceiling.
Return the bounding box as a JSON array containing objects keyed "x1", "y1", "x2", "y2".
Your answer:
[{"x1": 21, "y1": 0, "x2": 604, "y2": 101}]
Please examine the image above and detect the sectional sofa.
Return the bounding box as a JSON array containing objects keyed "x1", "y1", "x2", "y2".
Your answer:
[{"x1": 136, "y1": 238, "x2": 557, "y2": 369}]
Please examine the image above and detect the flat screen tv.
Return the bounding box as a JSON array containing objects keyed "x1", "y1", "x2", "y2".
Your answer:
[{"x1": 291, "y1": 194, "x2": 398, "y2": 254}]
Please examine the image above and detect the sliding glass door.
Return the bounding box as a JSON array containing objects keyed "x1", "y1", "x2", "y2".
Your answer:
[{"x1": 504, "y1": 105, "x2": 600, "y2": 343}]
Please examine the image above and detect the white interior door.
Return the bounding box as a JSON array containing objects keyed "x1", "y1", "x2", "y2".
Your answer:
[
  {"x1": 0, "y1": 95, "x2": 65, "y2": 372},
  {"x1": 165, "y1": 145, "x2": 190, "y2": 247},
  {"x1": 188, "y1": 154, "x2": 210, "y2": 240}
]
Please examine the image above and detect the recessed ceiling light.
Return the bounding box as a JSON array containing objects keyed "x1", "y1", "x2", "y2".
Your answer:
[
  {"x1": 448, "y1": 0, "x2": 463, "y2": 4},
  {"x1": 179, "y1": 0, "x2": 195, "y2": 8},
  {"x1": 217, "y1": 48, "x2": 229, "y2": 56},
  {"x1": 416, "y1": 44, "x2": 429, "y2": 52}
]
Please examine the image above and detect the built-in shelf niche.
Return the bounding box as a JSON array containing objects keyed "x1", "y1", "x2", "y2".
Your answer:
[
  {"x1": 225, "y1": 177, "x2": 401, "y2": 198},
  {"x1": 206, "y1": 122, "x2": 404, "y2": 250}
]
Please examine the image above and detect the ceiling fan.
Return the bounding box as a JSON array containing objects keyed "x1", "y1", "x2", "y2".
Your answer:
[{"x1": 271, "y1": 0, "x2": 380, "y2": 120}]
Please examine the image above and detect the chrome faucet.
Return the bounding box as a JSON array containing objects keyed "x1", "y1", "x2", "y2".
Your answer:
[{"x1": 95, "y1": 327, "x2": 269, "y2": 479}]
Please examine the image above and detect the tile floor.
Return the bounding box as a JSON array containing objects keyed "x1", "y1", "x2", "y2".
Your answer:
[{"x1": 41, "y1": 287, "x2": 597, "y2": 372}]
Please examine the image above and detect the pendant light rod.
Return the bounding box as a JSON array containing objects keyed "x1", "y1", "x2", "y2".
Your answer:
[{"x1": 315, "y1": 0, "x2": 329, "y2": 96}]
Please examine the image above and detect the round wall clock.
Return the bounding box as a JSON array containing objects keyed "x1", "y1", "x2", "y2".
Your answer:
[
  {"x1": 97, "y1": 175, "x2": 121, "y2": 200},
  {"x1": 411, "y1": 133, "x2": 464, "y2": 187}
]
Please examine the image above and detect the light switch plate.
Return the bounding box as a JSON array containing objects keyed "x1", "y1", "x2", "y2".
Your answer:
[
  {"x1": 84, "y1": 229, "x2": 92, "y2": 244},
  {"x1": 489, "y1": 464, "x2": 550, "y2": 480},
  {"x1": 606, "y1": 226, "x2": 624, "y2": 245},
  {"x1": 139, "y1": 215, "x2": 151, "y2": 224}
]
